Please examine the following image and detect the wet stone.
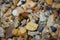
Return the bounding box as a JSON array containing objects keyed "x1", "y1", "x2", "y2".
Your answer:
[{"x1": 37, "y1": 25, "x2": 44, "y2": 32}]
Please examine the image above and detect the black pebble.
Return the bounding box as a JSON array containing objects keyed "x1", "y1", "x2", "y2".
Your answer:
[
  {"x1": 50, "y1": 26, "x2": 57, "y2": 32},
  {"x1": 37, "y1": 26, "x2": 44, "y2": 32},
  {"x1": 21, "y1": 1, "x2": 26, "y2": 4}
]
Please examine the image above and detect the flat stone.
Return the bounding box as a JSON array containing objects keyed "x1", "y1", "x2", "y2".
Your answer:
[{"x1": 25, "y1": 22, "x2": 38, "y2": 31}]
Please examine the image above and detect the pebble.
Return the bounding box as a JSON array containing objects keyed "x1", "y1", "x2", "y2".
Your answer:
[
  {"x1": 44, "y1": 11, "x2": 51, "y2": 17},
  {"x1": 14, "y1": 17, "x2": 19, "y2": 27},
  {"x1": 17, "y1": 0, "x2": 26, "y2": 6},
  {"x1": 37, "y1": 25, "x2": 44, "y2": 32},
  {"x1": 6, "y1": 24, "x2": 15, "y2": 38},
  {"x1": 28, "y1": 1, "x2": 37, "y2": 8},
  {"x1": 0, "y1": 0, "x2": 60, "y2": 40},
  {"x1": 0, "y1": 27, "x2": 5, "y2": 37},
  {"x1": 47, "y1": 15, "x2": 54, "y2": 27},
  {"x1": 21, "y1": 19, "x2": 27, "y2": 26},
  {"x1": 13, "y1": 0, "x2": 19, "y2": 5},
  {"x1": 25, "y1": 22, "x2": 38, "y2": 31},
  {"x1": 34, "y1": 35, "x2": 40, "y2": 40},
  {"x1": 12, "y1": 29, "x2": 18, "y2": 36},
  {"x1": 39, "y1": 10, "x2": 46, "y2": 22},
  {"x1": 19, "y1": 27, "x2": 26, "y2": 34},
  {"x1": 26, "y1": 9, "x2": 32, "y2": 13},
  {"x1": 12, "y1": 7, "x2": 24, "y2": 16},
  {"x1": 28, "y1": 31, "x2": 39, "y2": 36},
  {"x1": 50, "y1": 26, "x2": 57, "y2": 32},
  {"x1": 1, "y1": 3, "x2": 8, "y2": 13}
]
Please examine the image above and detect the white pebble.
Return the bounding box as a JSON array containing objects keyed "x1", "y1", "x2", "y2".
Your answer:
[
  {"x1": 17, "y1": 0, "x2": 22, "y2": 6},
  {"x1": 12, "y1": 9, "x2": 17, "y2": 16}
]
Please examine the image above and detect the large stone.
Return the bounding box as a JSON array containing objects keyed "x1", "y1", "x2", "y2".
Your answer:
[{"x1": 25, "y1": 22, "x2": 38, "y2": 31}]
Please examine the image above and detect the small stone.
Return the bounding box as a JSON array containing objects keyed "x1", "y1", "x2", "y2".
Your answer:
[
  {"x1": 28, "y1": 1, "x2": 37, "y2": 8},
  {"x1": 21, "y1": 19, "x2": 27, "y2": 26},
  {"x1": 28, "y1": 31, "x2": 39, "y2": 36},
  {"x1": 44, "y1": 11, "x2": 51, "y2": 17},
  {"x1": 39, "y1": 10, "x2": 46, "y2": 22},
  {"x1": 37, "y1": 25, "x2": 44, "y2": 32},
  {"x1": 25, "y1": 22, "x2": 38, "y2": 31},
  {"x1": 42, "y1": 27, "x2": 50, "y2": 40},
  {"x1": 47, "y1": 15, "x2": 54, "y2": 27},
  {"x1": 50, "y1": 26, "x2": 57, "y2": 32},
  {"x1": 19, "y1": 27, "x2": 26, "y2": 34},
  {"x1": 0, "y1": 27, "x2": 5, "y2": 37},
  {"x1": 12, "y1": 7, "x2": 24, "y2": 16},
  {"x1": 14, "y1": 17, "x2": 19, "y2": 28},
  {"x1": 13, "y1": 0, "x2": 19, "y2": 5},
  {"x1": 12, "y1": 29, "x2": 18, "y2": 36},
  {"x1": 37, "y1": 3, "x2": 41, "y2": 10},
  {"x1": 17, "y1": 0, "x2": 26, "y2": 6},
  {"x1": 21, "y1": 1, "x2": 37, "y2": 9},
  {"x1": 6, "y1": 24, "x2": 15, "y2": 38},
  {"x1": 5, "y1": 4, "x2": 11, "y2": 8},
  {"x1": 26, "y1": 9, "x2": 32, "y2": 13},
  {"x1": 3, "y1": 8, "x2": 12, "y2": 17},
  {"x1": 1, "y1": 4, "x2": 8, "y2": 13}
]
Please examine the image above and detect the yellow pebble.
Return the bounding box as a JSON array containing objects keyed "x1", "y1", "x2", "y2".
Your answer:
[
  {"x1": 12, "y1": 29, "x2": 18, "y2": 36},
  {"x1": 25, "y1": 22, "x2": 38, "y2": 31}
]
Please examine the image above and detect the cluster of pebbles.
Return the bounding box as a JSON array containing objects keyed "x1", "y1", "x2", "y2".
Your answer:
[{"x1": 0, "y1": 0, "x2": 60, "y2": 40}]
